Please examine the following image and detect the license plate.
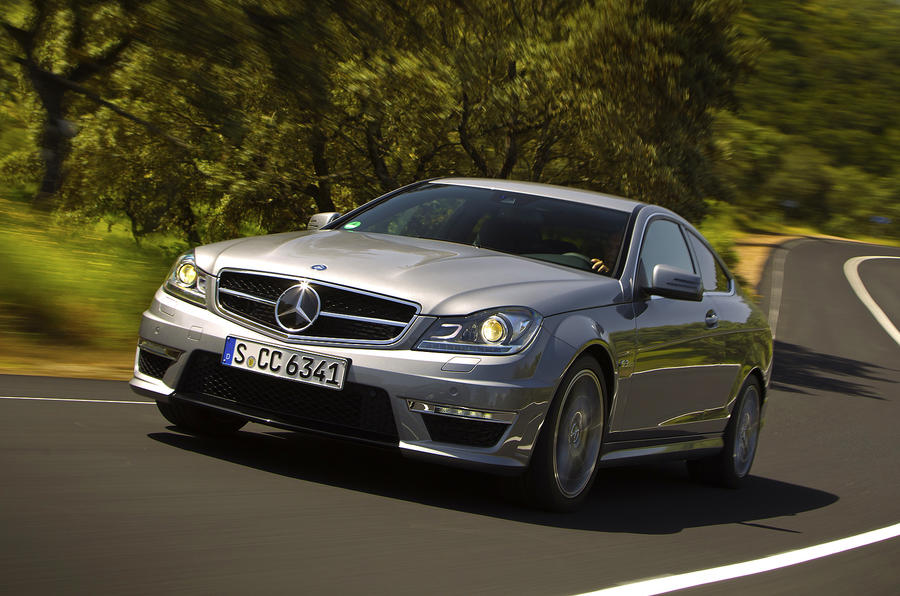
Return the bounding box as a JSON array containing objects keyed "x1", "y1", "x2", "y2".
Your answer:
[{"x1": 221, "y1": 337, "x2": 348, "y2": 391}]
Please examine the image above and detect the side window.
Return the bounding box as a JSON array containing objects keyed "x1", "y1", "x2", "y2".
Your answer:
[
  {"x1": 639, "y1": 219, "x2": 694, "y2": 285},
  {"x1": 687, "y1": 232, "x2": 731, "y2": 292}
]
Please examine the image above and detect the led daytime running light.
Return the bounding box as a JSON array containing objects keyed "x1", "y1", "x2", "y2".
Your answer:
[{"x1": 406, "y1": 399, "x2": 516, "y2": 423}]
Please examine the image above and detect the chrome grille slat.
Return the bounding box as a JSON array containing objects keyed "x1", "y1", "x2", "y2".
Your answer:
[
  {"x1": 219, "y1": 287, "x2": 277, "y2": 306},
  {"x1": 319, "y1": 311, "x2": 408, "y2": 327},
  {"x1": 216, "y1": 269, "x2": 419, "y2": 344}
]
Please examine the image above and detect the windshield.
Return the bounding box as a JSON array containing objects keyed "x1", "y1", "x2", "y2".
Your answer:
[{"x1": 335, "y1": 184, "x2": 631, "y2": 275}]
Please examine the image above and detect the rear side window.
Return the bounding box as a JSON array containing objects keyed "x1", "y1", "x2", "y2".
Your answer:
[
  {"x1": 638, "y1": 219, "x2": 694, "y2": 284},
  {"x1": 687, "y1": 232, "x2": 730, "y2": 292}
]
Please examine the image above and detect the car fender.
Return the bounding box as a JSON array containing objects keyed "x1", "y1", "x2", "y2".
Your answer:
[{"x1": 545, "y1": 305, "x2": 637, "y2": 421}]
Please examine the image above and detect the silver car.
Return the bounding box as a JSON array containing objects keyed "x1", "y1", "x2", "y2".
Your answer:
[{"x1": 131, "y1": 178, "x2": 772, "y2": 511}]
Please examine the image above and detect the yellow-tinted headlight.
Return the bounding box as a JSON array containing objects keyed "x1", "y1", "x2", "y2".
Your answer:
[
  {"x1": 481, "y1": 317, "x2": 507, "y2": 343},
  {"x1": 176, "y1": 262, "x2": 198, "y2": 286}
]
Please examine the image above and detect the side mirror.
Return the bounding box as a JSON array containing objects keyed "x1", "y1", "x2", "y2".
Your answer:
[
  {"x1": 307, "y1": 212, "x2": 341, "y2": 232},
  {"x1": 648, "y1": 264, "x2": 703, "y2": 301}
]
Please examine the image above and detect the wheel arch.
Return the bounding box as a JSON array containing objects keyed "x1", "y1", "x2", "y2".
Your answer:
[
  {"x1": 746, "y1": 366, "x2": 767, "y2": 404},
  {"x1": 542, "y1": 308, "x2": 632, "y2": 449},
  {"x1": 570, "y1": 342, "x2": 617, "y2": 420},
  {"x1": 534, "y1": 339, "x2": 617, "y2": 447}
]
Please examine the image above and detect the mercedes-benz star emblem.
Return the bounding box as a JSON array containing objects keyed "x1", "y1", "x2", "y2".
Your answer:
[{"x1": 274, "y1": 282, "x2": 321, "y2": 332}]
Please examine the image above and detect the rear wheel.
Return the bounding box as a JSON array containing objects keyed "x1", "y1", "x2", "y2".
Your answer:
[
  {"x1": 525, "y1": 356, "x2": 606, "y2": 512},
  {"x1": 157, "y1": 399, "x2": 247, "y2": 435},
  {"x1": 687, "y1": 379, "x2": 761, "y2": 488}
]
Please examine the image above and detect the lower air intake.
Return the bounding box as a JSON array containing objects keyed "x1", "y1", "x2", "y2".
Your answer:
[
  {"x1": 138, "y1": 349, "x2": 175, "y2": 380},
  {"x1": 422, "y1": 414, "x2": 509, "y2": 448},
  {"x1": 177, "y1": 351, "x2": 398, "y2": 444}
]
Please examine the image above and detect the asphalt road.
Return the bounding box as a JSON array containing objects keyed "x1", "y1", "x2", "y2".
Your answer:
[{"x1": 1, "y1": 238, "x2": 898, "y2": 595}]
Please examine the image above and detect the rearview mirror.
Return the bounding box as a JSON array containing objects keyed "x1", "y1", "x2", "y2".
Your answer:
[
  {"x1": 307, "y1": 212, "x2": 341, "y2": 232},
  {"x1": 648, "y1": 264, "x2": 703, "y2": 301}
]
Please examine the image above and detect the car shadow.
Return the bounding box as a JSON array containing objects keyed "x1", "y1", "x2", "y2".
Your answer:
[
  {"x1": 772, "y1": 340, "x2": 894, "y2": 400},
  {"x1": 149, "y1": 427, "x2": 837, "y2": 535}
]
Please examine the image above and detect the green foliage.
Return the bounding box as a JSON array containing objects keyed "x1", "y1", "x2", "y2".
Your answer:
[
  {"x1": 715, "y1": 0, "x2": 900, "y2": 239},
  {"x1": 1, "y1": 0, "x2": 754, "y2": 240},
  {"x1": 697, "y1": 199, "x2": 740, "y2": 272},
  {"x1": 2, "y1": 0, "x2": 896, "y2": 274}
]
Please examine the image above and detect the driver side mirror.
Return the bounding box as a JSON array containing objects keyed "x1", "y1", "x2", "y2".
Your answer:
[
  {"x1": 307, "y1": 212, "x2": 341, "y2": 232},
  {"x1": 647, "y1": 264, "x2": 703, "y2": 301}
]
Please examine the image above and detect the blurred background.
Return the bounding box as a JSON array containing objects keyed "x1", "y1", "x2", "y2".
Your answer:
[{"x1": 1, "y1": 0, "x2": 898, "y2": 377}]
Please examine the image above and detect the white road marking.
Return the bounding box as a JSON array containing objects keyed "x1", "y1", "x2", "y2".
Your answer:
[
  {"x1": 767, "y1": 246, "x2": 789, "y2": 339},
  {"x1": 0, "y1": 396, "x2": 154, "y2": 405},
  {"x1": 843, "y1": 256, "x2": 900, "y2": 347},
  {"x1": 578, "y1": 522, "x2": 900, "y2": 595}
]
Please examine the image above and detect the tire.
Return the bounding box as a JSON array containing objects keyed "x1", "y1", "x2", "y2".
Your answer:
[
  {"x1": 525, "y1": 356, "x2": 607, "y2": 512},
  {"x1": 687, "y1": 378, "x2": 761, "y2": 488},
  {"x1": 157, "y1": 399, "x2": 247, "y2": 435}
]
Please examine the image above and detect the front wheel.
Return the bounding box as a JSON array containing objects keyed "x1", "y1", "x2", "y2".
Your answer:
[
  {"x1": 687, "y1": 378, "x2": 761, "y2": 488},
  {"x1": 157, "y1": 399, "x2": 247, "y2": 436},
  {"x1": 525, "y1": 356, "x2": 606, "y2": 512}
]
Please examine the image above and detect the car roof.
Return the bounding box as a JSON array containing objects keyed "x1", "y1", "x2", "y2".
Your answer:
[{"x1": 431, "y1": 178, "x2": 644, "y2": 213}]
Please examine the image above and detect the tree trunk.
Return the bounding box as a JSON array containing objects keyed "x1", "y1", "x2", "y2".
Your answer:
[
  {"x1": 365, "y1": 118, "x2": 398, "y2": 191},
  {"x1": 309, "y1": 124, "x2": 336, "y2": 213},
  {"x1": 27, "y1": 64, "x2": 71, "y2": 211},
  {"x1": 176, "y1": 197, "x2": 202, "y2": 245},
  {"x1": 458, "y1": 93, "x2": 490, "y2": 177}
]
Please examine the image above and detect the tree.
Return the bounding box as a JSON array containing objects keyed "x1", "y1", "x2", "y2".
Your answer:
[
  {"x1": 0, "y1": 0, "x2": 150, "y2": 209},
  {"x1": 2, "y1": 0, "x2": 759, "y2": 241},
  {"x1": 714, "y1": 0, "x2": 900, "y2": 237}
]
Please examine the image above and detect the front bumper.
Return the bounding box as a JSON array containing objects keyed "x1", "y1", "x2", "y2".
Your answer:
[{"x1": 131, "y1": 288, "x2": 570, "y2": 470}]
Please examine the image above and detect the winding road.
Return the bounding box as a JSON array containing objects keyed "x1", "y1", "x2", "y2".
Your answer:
[{"x1": 1, "y1": 238, "x2": 898, "y2": 595}]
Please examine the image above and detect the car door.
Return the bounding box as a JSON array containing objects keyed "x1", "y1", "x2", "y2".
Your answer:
[
  {"x1": 685, "y1": 229, "x2": 754, "y2": 423},
  {"x1": 617, "y1": 217, "x2": 733, "y2": 438}
]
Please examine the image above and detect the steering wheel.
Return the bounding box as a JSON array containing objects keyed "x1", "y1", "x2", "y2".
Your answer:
[{"x1": 562, "y1": 252, "x2": 594, "y2": 271}]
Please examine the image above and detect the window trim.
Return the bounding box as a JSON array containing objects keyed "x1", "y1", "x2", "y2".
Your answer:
[
  {"x1": 683, "y1": 227, "x2": 735, "y2": 296},
  {"x1": 634, "y1": 214, "x2": 697, "y2": 293}
]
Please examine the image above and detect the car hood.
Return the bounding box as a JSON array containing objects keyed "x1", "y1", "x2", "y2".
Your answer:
[{"x1": 195, "y1": 230, "x2": 624, "y2": 316}]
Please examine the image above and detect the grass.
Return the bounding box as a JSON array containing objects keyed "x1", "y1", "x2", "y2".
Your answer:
[{"x1": 0, "y1": 188, "x2": 176, "y2": 378}]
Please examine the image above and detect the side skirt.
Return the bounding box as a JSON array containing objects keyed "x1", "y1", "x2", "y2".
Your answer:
[{"x1": 599, "y1": 436, "x2": 723, "y2": 467}]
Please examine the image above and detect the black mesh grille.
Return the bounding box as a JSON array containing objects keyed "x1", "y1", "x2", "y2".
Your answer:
[
  {"x1": 138, "y1": 349, "x2": 174, "y2": 380},
  {"x1": 178, "y1": 351, "x2": 398, "y2": 443},
  {"x1": 422, "y1": 414, "x2": 509, "y2": 448},
  {"x1": 302, "y1": 316, "x2": 399, "y2": 341},
  {"x1": 315, "y1": 285, "x2": 417, "y2": 322},
  {"x1": 220, "y1": 272, "x2": 297, "y2": 302},
  {"x1": 220, "y1": 292, "x2": 278, "y2": 328},
  {"x1": 217, "y1": 271, "x2": 417, "y2": 342}
]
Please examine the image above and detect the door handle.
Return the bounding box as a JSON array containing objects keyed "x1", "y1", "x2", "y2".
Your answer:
[{"x1": 705, "y1": 310, "x2": 719, "y2": 328}]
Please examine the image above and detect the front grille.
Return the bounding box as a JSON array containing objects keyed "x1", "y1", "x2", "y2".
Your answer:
[
  {"x1": 217, "y1": 270, "x2": 418, "y2": 343},
  {"x1": 422, "y1": 414, "x2": 509, "y2": 448},
  {"x1": 178, "y1": 351, "x2": 398, "y2": 444},
  {"x1": 138, "y1": 349, "x2": 174, "y2": 380}
]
